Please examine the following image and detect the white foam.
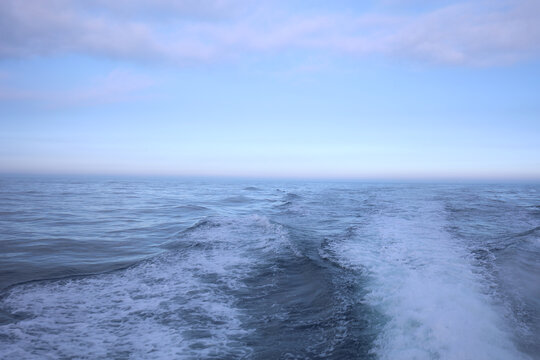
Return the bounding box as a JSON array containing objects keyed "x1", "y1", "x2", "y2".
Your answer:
[
  {"x1": 332, "y1": 200, "x2": 529, "y2": 360},
  {"x1": 0, "y1": 215, "x2": 290, "y2": 359}
]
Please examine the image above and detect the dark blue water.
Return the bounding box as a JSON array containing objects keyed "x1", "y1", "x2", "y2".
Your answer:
[{"x1": 0, "y1": 176, "x2": 539, "y2": 359}]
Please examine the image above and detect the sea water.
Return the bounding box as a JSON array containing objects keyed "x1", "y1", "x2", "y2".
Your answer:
[{"x1": 0, "y1": 176, "x2": 538, "y2": 359}]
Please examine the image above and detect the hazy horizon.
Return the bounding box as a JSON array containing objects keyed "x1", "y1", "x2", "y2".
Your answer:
[{"x1": 2, "y1": 172, "x2": 540, "y2": 184}]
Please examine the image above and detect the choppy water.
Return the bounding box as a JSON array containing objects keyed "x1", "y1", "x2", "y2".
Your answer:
[{"x1": 0, "y1": 176, "x2": 539, "y2": 359}]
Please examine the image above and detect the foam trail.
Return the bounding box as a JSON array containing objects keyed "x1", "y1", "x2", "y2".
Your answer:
[
  {"x1": 0, "y1": 215, "x2": 289, "y2": 359},
  {"x1": 332, "y1": 200, "x2": 529, "y2": 360}
]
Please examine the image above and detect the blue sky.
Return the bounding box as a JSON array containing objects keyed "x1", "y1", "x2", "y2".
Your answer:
[{"x1": 1, "y1": 0, "x2": 539, "y2": 179}]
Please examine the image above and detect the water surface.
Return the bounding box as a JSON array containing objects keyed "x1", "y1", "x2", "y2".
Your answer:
[{"x1": 0, "y1": 177, "x2": 538, "y2": 359}]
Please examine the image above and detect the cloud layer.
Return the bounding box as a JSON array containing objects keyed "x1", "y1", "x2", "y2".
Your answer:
[
  {"x1": 0, "y1": 69, "x2": 155, "y2": 106},
  {"x1": 1, "y1": 0, "x2": 539, "y2": 66}
]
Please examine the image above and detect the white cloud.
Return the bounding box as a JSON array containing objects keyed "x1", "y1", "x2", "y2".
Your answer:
[
  {"x1": 0, "y1": 69, "x2": 156, "y2": 106},
  {"x1": 0, "y1": 0, "x2": 539, "y2": 66}
]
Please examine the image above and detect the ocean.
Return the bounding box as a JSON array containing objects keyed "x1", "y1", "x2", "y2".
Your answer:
[{"x1": 0, "y1": 176, "x2": 538, "y2": 359}]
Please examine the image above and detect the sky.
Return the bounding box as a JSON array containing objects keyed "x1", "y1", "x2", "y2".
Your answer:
[{"x1": 0, "y1": 0, "x2": 539, "y2": 179}]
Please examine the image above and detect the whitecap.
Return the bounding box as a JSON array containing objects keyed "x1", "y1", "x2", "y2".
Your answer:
[
  {"x1": 0, "y1": 215, "x2": 292, "y2": 359},
  {"x1": 331, "y1": 200, "x2": 529, "y2": 360}
]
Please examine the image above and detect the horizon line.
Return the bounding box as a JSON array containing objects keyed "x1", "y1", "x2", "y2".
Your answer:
[{"x1": 2, "y1": 171, "x2": 540, "y2": 183}]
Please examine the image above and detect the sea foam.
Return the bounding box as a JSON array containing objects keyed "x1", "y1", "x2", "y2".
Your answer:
[
  {"x1": 0, "y1": 215, "x2": 289, "y2": 359},
  {"x1": 330, "y1": 199, "x2": 529, "y2": 360}
]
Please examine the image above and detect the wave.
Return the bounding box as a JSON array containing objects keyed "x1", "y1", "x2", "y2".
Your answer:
[
  {"x1": 285, "y1": 192, "x2": 301, "y2": 200},
  {"x1": 243, "y1": 186, "x2": 261, "y2": 191},
  {"x1": 0, "y1": 215, "x2": 295, "y2": 359},
  {"x1": 222, "y1": 195, "x2": 253, "y2": 204},
  {"x1": 511, "y1": 225, "x2": 540, "y2": 239},
  {"x1": 328, "y1": 202, "x2": 529, "y2": 360},
  {"x1": 172, "y1": 204, "x2": 210, "y2": 212}
]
